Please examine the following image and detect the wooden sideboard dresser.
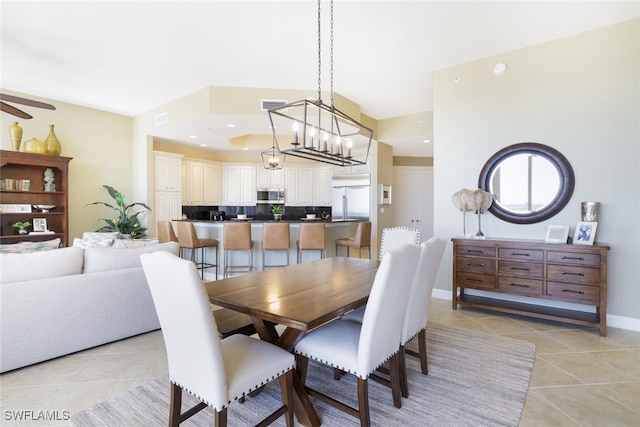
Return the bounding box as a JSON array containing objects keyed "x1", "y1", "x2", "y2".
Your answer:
[{"x1": 452, "y1": 238, "x2": 610, "y2": 336}]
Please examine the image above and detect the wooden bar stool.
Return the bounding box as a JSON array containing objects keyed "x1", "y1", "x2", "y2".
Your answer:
[
  {"x1": 223, "y1": 222, "x2": 254, "y2": 278},
  {"x1": 297, "y1": 222, "x2": 326, "y2": 263},
  {"x1": 335, "y1": 221, "x2": 371, "y2": 258},
  {"x1": 176, "y1": 221, "x2": 219, "y2": 279},
  {"x1": 262, "y1": 222, "x2": 291, "y2": 270}
]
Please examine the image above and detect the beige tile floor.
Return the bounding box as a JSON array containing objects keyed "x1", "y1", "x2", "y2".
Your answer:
[{"x1": 1, "y1": 298, "x2": 639, "y2": 426}]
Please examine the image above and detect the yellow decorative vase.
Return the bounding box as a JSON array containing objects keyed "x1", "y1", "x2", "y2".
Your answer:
[
  {"x1": 23, "y1": 137, "x2": 46, "y2": 154},
  {"x1": 9, "y1": 122, "x2": 23, "y2": 151},
  {"x1": 44, "y1": 124, "x2": 62, "y2": 156}
]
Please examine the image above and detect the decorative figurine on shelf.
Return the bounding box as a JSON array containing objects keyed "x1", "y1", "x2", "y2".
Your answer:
[
  {"x1": 9, "y1": 122, "x2": 23, "y2": 151},
  {"x1": 44, "y1": 168, "x2": 56, "y2": 192},
  {"x1": 452, "y1": 188, "x2": 473, "y2": 237},
  {"x1": 467, "y1": 188, "x2": 493, "y2": 238}
]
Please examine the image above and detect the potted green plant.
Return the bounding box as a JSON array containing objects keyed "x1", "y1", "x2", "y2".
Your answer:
[
  {"x1": 271, "y1": 205, "x2": 283, "y2": 221},
  {"x1": 11, "y1": 221, "x2": 31, "y2": 235},
  {"x1": 86, "y1": 185, "x2": 151, "y2": 239}
]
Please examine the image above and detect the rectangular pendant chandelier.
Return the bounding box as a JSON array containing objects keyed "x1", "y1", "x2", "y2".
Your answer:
[{"x1": 268, "y1": 98, "x2": 373, "y2": 167}]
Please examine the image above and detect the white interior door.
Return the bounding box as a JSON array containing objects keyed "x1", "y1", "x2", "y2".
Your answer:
[{"x1": 393, "y1": 166, "x2": 434, "y2": 242}]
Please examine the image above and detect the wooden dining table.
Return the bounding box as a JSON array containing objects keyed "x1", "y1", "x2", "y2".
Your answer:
[{"x1": 205, "y1": 256, "x2": 379, "y2": 427}]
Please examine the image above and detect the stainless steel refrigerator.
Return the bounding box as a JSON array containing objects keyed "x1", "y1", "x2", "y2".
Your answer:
[{"x1": 331, "y1": 174, "x2": 371, "y2": 221}]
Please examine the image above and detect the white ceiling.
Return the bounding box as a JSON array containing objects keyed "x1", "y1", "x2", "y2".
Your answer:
[{"x1": 2, "y1": 1, "x2": 638, "y2": 157}]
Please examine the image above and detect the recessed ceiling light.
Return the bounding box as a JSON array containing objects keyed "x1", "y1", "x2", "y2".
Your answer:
[
  {"x1": 200, "y1": 144, "x2": 208, "y2": 147},
  {"x1": 242, "y1": 148, "x2": 248, "y2": 151},
  {"x1": 494, "y1": 62, "x2": 507, "y2": 75},
  {"x1": 423, "y1": 139, "x2": 431, "y2": 143},
  {"x1": 226, "y1": 123, "x2": 236, "y2": 128},
  {"x1": 189, "y1": 135, "x2": 197, "y2": 139}
]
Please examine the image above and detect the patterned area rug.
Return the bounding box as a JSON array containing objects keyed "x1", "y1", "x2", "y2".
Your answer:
[{"x1": 72, "y1": 323, "x2": 535, "y2": 426}]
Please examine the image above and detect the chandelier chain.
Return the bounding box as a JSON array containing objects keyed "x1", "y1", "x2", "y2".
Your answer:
[
  {"x1": 330, "y1": 0, "x2": 334, "y2": 108},
  {"x1": 317, "y1": 0, "x2": 322, "y2": 102}
]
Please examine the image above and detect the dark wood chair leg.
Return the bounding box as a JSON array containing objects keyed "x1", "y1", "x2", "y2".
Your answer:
[
  {"x1": 388, "y1": 353, "x2": 403, "y2": 408},
  {"x1": 295, "y1": 354, "x2": 309, "y2": 383},
  {"x1": 418, "y1": 329, "x2": 428, "y2": 374},
  {"x1": 169, "y1": 383, "x2": 182, "y2": 427},
  {"x1": 213, "y1": 408, "x2": 227, "y2": 427},
  {"x1": 357, "y1": 378, "x2": 371, "y2": 427},
  {"x1": 399, "y1": 346, "x2": 409, "y2": 398},
  {"x1": 278, "y1": 369, "x2": 295, "y2": 427}
]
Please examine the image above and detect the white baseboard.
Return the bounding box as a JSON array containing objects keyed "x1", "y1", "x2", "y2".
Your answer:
[{"x1": 432, "y1": 289, "x2": 640, "y2": 332}]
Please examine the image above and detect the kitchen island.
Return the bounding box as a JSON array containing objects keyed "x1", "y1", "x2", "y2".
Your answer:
[{"x1": 173, "y1": 220, "x2": 355, "y2": 279}]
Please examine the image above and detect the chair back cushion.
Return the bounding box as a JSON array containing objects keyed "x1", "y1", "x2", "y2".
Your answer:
[
  {"x1": 157, "y1": 221, "x2": 178, "y2": 244},
  {"x1": 354, "y1": 221, "x2": 372, "y2": 246},
  {"x1": 379, "y1": 227, "x2": 420, "y2": 260},
  {"x1": 359, "y1": 243, "x2": 420, "y2": 374},
  {"x1": 401, "y1": 237, "x2": 446, "y2": 344},
  {"x1": 140, "y1": 251, "x2": 228, "y2": 408},
  {"x1": 298, "y1": 223, "x2": 326, "y2": 249},
  {"x1": 263, "y1": 222, "x2": 290, "y2": 250},
  {"x1": 176, "y1": 221, "x2": 200, "y2": 248},
  {"x1": 223, "y1": 223, "x2": 252, "y2": 250}
]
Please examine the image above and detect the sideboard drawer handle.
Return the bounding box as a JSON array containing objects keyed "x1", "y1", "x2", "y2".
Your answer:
[
  {"x1": 468, "y1": 278, "x2": 484, "y2": 283},
  {"x1": 466, "y1": 249, "x2": 484, "y2": 254},
  {"x1": 510, "y1": 283, "x2": 530, "y2": 288},
  {"x1": 562, "y1": 256, "x2": 585, "y2": 261},
  {"x1": 466, "y1": 262, "x2": 485, "y2": 267},
  {"x1": 510, "y1": 266, "x2": 530, "y2": 271},
  {"x1": 561, "y1": 288, "x2": 585, "y2": 294},
  {"x1": 561, "y1": 271, "x2": 585, "y2": 277},
  {"x1": 511, "y1": 252, "x2": 531, "y2": 257}
]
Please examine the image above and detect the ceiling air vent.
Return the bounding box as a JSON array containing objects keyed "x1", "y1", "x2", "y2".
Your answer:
[
  {"x1": 261, "y1": 99, "x2": 288, "y2": 111},
  {"x1": 155, "y1": 112, "x2": 168, "y2": 126}
]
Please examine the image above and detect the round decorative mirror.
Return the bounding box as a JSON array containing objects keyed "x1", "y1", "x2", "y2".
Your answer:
[{"x1": 478, "y1": 143, "x2": 574, "y2": 224}]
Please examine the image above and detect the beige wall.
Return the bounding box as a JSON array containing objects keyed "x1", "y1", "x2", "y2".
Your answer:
[
  {"x1": 0, "y1": 90, "x2": 133, "y2": 242},
  {"x1": 433, "y1": 19, "x2": 639, "y2": 324}
]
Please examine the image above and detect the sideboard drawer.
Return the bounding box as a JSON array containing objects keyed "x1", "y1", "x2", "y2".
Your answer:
[
  {"x1": 456, "y1": 272, "x2": 496, "y2": 290},
  {"x1": 499, "y1": 248, "x2": 544, "y2": 262},
  {"x1": 456, "y1": 245, "x2": 496, "y2": 258},
  {"x1": 548, "y1": 251, "x2": 600, "y2": 267},
  {"x1": 498, "y1": 277, "x2": 543, "y2": 297},
  {"x1": 498, "y1": 260, "x2": 543, "y2": 279},
  {"x1": 547, "y1": 281, "x2": 600, "y2": 305},
  {"x1": 547, "y1": 265, "x2": 601, "y2": 286},
  {"x1": 457, "y1": 256, "x2": 495, "y2": 274}
]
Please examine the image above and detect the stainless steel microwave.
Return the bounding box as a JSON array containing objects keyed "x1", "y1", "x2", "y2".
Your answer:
[{"x1": 256, "y1": 188, "x2": 285, "y2": 204}]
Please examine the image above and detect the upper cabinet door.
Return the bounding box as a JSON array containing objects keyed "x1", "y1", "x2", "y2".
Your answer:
[
  {"x1": 223, "y1": 164, "x2": 257, "y2": 206},
  {"x1": 155, "y1": 152, "x2": 183, "y2": 191},
  {"x1": 203, "y1": 162, "x2": 222, "y2": 205},
  {"x1": 257, "y1": 166, "x2": 285, "y2": 189}
]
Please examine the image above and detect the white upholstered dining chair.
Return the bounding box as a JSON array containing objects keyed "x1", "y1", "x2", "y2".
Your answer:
[
  {"x1": 398, "y1": 237, "x2": 446, "y2": 396},
  {"x1": 379, "y1": 226, "x2": 421, "y2": 260},
  {"x1": 140, "y1": 251, "x2": 295, "y2": 427},
  {"x1": 293, "y1": 243, "x2": 421, "y2": 426}
]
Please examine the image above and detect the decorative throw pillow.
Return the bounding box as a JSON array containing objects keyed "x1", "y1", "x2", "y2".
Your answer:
[
  {"x1": 0, "y1": 238, "x2": 62, "y2": 254},
  {"x1": 113, "y1": 239, "x2": 160, "y2": 249},
  {"x1": 72, "y1": 237, "x2": 115, "y2": 249}
]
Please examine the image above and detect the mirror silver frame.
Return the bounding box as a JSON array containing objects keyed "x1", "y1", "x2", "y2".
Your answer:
[{"x1": 478, "y1": 142, "x2": 575, "y2": 224}]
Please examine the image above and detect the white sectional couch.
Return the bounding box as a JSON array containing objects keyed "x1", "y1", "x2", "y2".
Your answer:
[{"x1": 0, "y1": 239, "x2": 179, "y2": 373}]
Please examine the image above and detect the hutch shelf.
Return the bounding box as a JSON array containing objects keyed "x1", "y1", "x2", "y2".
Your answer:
[
  {"x1": 452, "y1": 237, "x2": 610, "y2": 336},
  {"x1": 0, "y1": 150, "x2": 72, "y2": 247}
]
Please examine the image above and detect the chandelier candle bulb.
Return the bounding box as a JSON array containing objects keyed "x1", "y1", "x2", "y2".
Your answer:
[{"x1": 292, "y1": 121, "x2": 299, "y2": 146}]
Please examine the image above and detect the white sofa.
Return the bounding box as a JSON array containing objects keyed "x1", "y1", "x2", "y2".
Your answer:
[{"x1": 0, "y1": 240, "x2": 179, "y2": 373}]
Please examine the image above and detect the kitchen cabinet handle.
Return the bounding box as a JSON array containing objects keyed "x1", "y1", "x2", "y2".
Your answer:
[
  {"x1": 510, "y1": 266, "x2": 530, "y2": 271},
  {"x1": 509, "y1": 283, "x2": 530, "y2": 288},
  {"x1": 466, "y1": 262, "x2": 484, "y2": 267},
  {"x1": 562, "y1": 256, "x2": 585, "y2": 261},
  {"x1": 510, "y1": 252, "x2": 531, "y2": 257},
  {"x1": 561, "y1": 271, "x2": 585, "y2": 277},
  {"x1": 561, "y1": 288, "x2": 585, "y2": 294}
]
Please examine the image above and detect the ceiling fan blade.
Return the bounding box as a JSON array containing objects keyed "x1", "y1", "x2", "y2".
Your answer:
[
  {"x1": 0, "y1": 101, "x2": 33, "y2": 119},
  {"x1": 0, "y1": 94, "x2": 56, "y2": 110}
]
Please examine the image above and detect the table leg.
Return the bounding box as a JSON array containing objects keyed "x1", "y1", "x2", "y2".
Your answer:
[{"x1": 251, "y1": 318, "x2": 321, "y2": 427}]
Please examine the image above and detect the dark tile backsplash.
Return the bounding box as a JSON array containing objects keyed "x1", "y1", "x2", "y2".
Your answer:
[{"x1": 182, "y1": 205, "x2": 331, "y2": 221}]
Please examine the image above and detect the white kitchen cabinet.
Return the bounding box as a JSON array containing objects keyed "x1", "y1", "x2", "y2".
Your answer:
[
  {"x1": 222, "y1": 164, "x2": 257, "y2": 206},
  {"x1": 285, "y1": 166, "x2": 313, "y2": 206},
  {"x1": 154, "y1": 152, "x2": 183, "y2": 223},
  {"x1": 203, "y1": 162, "x2": 222, "y2": 205},
  {"x1": 154, "y1": 151, "x2": 182, "y2": 191},
  {"x1": 393, "y1": 166, "x2": 434, "y2": 242},
  {"x1": 256, "y1": 166, "x2": 285, "y2": 189},
  {"x1": 182, "y1": 160, "x2": 204, "y2": 205},
  {"x1": 332, "y1": 161, "x2": 371, "y2": 177},
  {"x1": 312, "y1": 166, "x2": 332, "y2": 206}
]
